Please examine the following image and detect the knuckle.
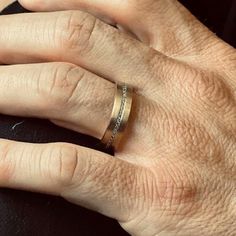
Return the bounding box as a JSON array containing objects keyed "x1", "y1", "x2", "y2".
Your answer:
[
  {"x1": 40, "y1": 63, "x2": 85, "y2": 110},
  {"x1": 57, "y1": 11, "x2": 97, "y2": 55},
  {"x1": 160, "y1": 112, "x2": 225, "y2": 165},
  {"x1": 193, "y1": 73, "x2": 224, "y2": 101},
  {"x1": 182, "y1": 70, "x2": 236, "y2": 126},
  {"x1": 50, "y1": 144, "x2": 79, "y2": 186},
  {"x1": 184, "y1": 70, "x2": 232, "y2": 108}
]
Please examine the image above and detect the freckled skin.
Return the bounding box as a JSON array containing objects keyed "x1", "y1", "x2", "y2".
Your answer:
[{"x1": 0, "y1": 0, "x2": 235, "y2": 235}]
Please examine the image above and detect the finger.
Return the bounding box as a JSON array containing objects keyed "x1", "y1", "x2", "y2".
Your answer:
[
  {"x1": 0, "y1": 63, "x2": 115, "y2": 139},
  {"x1": 0, "y1": 0, "x2": 15, "y2": 11},
  {"x1": 0, "y1": 11, "x2": 165, "y2": 91},
  {"x1": 0, "y1": 139, "x2": 144, "y2": 221},
  {"x1": 18, "y1": 0, "x2": 223, "y2": 58}
]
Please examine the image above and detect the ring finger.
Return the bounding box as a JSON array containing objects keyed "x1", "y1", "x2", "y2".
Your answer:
[{"x1": 0, "y1": 62, "x2": 115, "y2": 139}]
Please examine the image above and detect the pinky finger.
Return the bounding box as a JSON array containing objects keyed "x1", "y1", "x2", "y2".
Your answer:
[{"x1": 0, "y1": 139, "x2": 144, "y2": 222}]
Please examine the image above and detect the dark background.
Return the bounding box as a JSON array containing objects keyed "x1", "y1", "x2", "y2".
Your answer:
[{"x1": 0, "y1": 1, "x2": 235, "y2": 236}]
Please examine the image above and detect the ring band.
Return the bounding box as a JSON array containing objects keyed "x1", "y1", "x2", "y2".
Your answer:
[{"x1": 101, "y1": 83, "x2": 133, "y2": 151}]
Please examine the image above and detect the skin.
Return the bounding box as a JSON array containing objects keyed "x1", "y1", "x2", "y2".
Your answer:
[
  {"x1": 0, "y1": 0, "x2": 14, "y2": 11},
  {"x1": 0, "y1": 0, "x2": 235, "y2": 235}
]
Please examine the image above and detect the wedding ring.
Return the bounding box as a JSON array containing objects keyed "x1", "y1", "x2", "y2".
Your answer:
[{"x1": 101, "y1": 83, "x2": 133, "y2": 151}]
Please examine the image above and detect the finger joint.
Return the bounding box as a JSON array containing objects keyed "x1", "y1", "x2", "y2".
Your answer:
[{"x1": 57, "y1": 11, "x2": 97, "y2": 56}]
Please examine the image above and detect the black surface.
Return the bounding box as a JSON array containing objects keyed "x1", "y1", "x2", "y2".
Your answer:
[
  {"x1": 181, "y1": 0, "x2": 236, "y2": 47},
  {"x1": 0, "y1": 1, "x2": 235, "y2": 236}
]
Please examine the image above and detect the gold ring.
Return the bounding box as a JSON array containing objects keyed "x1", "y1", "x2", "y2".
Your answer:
[{"x1": 101, "y1": 83, "x2": 133, "y2": 151}]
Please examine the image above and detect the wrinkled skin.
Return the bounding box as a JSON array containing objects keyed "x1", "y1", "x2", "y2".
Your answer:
[{"x1": 0, "y1": 0, "x2": 235, "y2": 235}]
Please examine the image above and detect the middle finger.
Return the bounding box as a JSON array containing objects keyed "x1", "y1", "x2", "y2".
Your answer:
[{"x1": 0, "y1": 10, "x2": 165, "y2": 92}]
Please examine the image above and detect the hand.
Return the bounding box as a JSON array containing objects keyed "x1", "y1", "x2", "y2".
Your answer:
[{"x1": 0, "y1": 0, "x2": 235, "y2": 235}]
